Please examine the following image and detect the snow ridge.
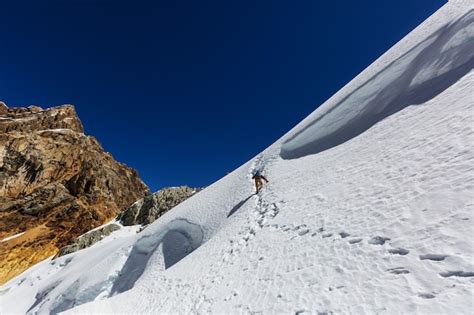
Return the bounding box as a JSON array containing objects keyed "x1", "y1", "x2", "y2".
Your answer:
[{"x1": 281, "y1": 9, "x2": 474, "y2": 159}]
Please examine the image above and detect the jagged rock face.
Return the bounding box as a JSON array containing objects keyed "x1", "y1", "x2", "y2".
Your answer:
[
  {"x1": 0, "y1": 102, "x2": 149, "y2": 285},
  {"x1": 57, "y1": 223, "x2": 121, "y2": 257},
  {"x1": 0, "y1": 103, "x2": 84, "y2": 134},
  {"x1": 120, "y1": 186, "x2": 200, "y2": 226}
]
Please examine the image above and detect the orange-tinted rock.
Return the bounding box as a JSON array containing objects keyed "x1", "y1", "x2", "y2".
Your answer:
[{"x1": 0, "y1": 103, "x2": 149, "y2": 284}]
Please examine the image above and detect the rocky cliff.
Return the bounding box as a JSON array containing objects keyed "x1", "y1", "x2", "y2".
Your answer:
[{"x1": 0, "y1": 102, "x2": 149, "y2": 284}]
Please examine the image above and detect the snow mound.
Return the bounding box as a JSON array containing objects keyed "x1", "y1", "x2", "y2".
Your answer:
[{"x1": 281, "y1": 9, "x2": 474, "y2": 159}]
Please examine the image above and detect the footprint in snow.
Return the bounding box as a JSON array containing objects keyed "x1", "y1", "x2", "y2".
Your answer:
[
  {"x1": 418, "y1": 293, "x2": 436, "y2": 299},
  {"x1": 439, "y1": 271, "x2": 474, "y2": 278},
  {"x1": 339, "y1": 232, "x2": 350, "y2": 238},
  {"x1": 368, "y1": 236, "x2": 390, "y2": 245},
  {"x1": 387, "y1": 267, "x2": 410, "y2": 275},
  {"x1": 58, "y1": 257, "x2": 73, "y2": 267},
  {"x1": 314, "y1": 194, "x2": 327, "y2": 202},
  {"x1": 419, "y1": 254, "x2": 448, "y2": 261},
  {"x1": 292, "y1": 224, "x2": 308, "y2": 231},
  {"x1": 388, "y1": 248, "x2": 410, "y2": 255},
  {"x1": 348, "y1": 238, "x2": 363, "y2": 244},
  {"x1": 298, "y1": 229, "x2": 310, "y2": 236}
]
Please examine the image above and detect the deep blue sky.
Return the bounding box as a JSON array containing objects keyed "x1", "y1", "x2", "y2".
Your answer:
[{"x1": 0, "y1": 0, "x2": 446, "y2": 191}]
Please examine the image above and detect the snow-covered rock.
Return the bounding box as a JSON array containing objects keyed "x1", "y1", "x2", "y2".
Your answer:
[{"x1": 1, "y1": 1, "x2": 473, "y2": 314}]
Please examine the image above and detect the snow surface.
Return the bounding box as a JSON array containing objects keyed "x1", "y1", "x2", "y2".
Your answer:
[
  {"x1": 37, "y1": 129, "x2": 75, "y2": 135},
  {"x1": 0, "y1": 232, "x2": 25, "y2": 243},
  {"x1": 1, "y1": 1, "x2": 473, "y2": 314}
]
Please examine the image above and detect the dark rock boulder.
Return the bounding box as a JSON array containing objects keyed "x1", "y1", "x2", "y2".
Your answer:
[
  {"x1": 57, "y1": 224, "x2": 121, "y2": 257},
  {"x1": 120, "y1": 186, "x2": 200, "y2": 226}
]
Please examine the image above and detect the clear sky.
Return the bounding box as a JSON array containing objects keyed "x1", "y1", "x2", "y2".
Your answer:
[{"x1": 0, "y1": 0, "x2": 446, "y2": 192}]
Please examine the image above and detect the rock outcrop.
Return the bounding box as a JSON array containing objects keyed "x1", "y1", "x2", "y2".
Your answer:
[
  {"x1": 119, "y1": 186, "x2": 200, "y2": 226},
  {"x1": 0, "y1": 102, "x2": 149, "y2": 284},
  {"x1": 54, "y1": 186, "x2": 200, "y2": 258},
  {"x1": 57, "y1": 223, "x2": 121, "y2": 257}
]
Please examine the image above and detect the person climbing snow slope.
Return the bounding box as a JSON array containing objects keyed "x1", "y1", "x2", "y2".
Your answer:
[{"x1": 252, "y1": 169, "x2": 268, "y2": 194}]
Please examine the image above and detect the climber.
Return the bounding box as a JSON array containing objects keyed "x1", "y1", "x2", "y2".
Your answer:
[{"x1": 252, "y1": 169, "x2": 269, "y2": 194}]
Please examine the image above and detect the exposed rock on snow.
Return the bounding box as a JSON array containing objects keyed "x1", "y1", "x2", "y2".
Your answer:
[
  {"x1": 57, "y1": 224, "x2": 121, "y2": 257},
  {"x1": 53, "y1": 186, "x2": 199, "y2": 258},
  {"x1": 119, "y1": 186, "x2": 200, "y2": 226},
  {"x1": 0, "y1": 103, "x2": 149, "y2": 285}
]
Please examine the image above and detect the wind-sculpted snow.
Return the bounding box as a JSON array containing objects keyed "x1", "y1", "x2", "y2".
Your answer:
[
  {"x1": 281, "y1": 10, "x2": 474, "y2": 159},
  {"x1": 111, "y1": 219, "x2": 203, "y2": 294},
  {"x1": 23, "y1": 220, "x2": 204, "y2": 314}
]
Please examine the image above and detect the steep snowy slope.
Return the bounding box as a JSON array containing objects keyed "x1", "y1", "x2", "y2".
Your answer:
[{"x1": 1, "y1": 1, "x2": 473, "y2": 314}]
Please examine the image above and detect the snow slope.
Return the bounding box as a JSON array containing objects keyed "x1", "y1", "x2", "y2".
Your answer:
[{"x1": 1, "y1": 1, "x2": 473, "y2": 314}]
